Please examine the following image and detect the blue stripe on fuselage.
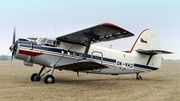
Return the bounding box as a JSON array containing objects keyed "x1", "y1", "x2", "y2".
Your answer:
[
  {"x1": 20, "y1": 44, "x2": 158, "y2": 71},
  {"x1": 20, "y1": 44, "x2": 116, "y2": 63}
]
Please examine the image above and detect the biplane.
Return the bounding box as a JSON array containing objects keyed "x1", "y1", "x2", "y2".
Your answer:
[{"x1": 9, "y1": 23, "x2": 172, "y2": 84}]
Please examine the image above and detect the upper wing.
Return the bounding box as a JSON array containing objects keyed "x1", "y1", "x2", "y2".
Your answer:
[
  {"x1": 56, "y1": 23, "x2": 134, "y2": 45},
  {"x1": 54, "y1": 60, "x2": 108, "y2": 71},
  {"x1": 28, "y1": 37, "x2": 38, "y2": 41}
]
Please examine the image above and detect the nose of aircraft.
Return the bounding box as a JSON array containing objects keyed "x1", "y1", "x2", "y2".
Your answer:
[{"x1": 9, "y1": 44, "x2": 14, "y2": 52}]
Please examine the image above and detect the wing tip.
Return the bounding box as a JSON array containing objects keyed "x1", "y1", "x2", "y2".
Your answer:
[
  {"x1": 101, "y1": 23, "x2": 125, "y2": 31},
  {"x1": 101, "y1": 22, "x2": 134, "y2": 35},
  {"x1": 161, "y1": 50, "x2": 173, "y2": 54}
]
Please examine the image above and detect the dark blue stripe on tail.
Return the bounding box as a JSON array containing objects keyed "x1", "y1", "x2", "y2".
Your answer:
[{"x1": 134, "y1": 64, "x2": 158, "y2": 70}]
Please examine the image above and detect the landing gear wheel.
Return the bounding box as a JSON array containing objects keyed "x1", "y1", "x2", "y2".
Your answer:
[
  {"x1": 136, "y1": 73, "x2": 142, "y2": 80},
  {"x1": 31, "y1": 73, "x2": 41, "y2": 81},
  {"x1": 136, "y1": 76, "x2": 142, "y2": 80},
  {"x1": 44, "y1": 75, "x2": 55, "y2": 84},
  {"x1": 139, "y1": 76, "x2": 142, "y2": 80}
]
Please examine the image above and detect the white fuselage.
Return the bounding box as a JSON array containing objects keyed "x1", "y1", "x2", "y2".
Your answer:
[{"x1": 14, "y1": 41, "x2": 160, "y2": 75}]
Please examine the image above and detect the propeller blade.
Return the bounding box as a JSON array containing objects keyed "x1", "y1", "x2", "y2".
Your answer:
[
  {"x1": 11, "y1": 52, "x2": 14, "y2": 62},
  {"x1": 11, "y1": 27, "x2": 16, "y2": 62},
  {"x1": 13, "y1": 27, "x2": 16, "y2": 44}
]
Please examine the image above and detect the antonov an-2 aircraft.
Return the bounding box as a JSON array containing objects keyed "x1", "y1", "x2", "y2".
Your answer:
[{"x1": 9, "y1": 23, "x2": 172, "y2": 84}]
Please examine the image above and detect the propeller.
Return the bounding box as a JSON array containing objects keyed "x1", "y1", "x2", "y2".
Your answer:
[
  {"x1": 13, "y1": 28, "x2": 16, "y2": 44},
  {"x1": 9, "y1": 27, "x2": 16, "y2": 61}
]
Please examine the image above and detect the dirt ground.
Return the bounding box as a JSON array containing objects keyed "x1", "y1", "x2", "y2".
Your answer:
[{"x1": 0, "y1": 61, "x2": 180, "y2": 101}]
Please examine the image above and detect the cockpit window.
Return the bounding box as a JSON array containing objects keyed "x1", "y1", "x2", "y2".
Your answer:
[
  {"x1": 41, "y1": 38, "x2": 47, "y2": 44},
  {"x1": 36, "y1": 37, "x2": 60, "y2": 47},
  {"x1": 47, "y1": 40, "x2": 53, "y2": 43}
]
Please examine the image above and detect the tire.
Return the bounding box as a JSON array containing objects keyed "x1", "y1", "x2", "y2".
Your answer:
[
  {"x1": 136, "y1": 76, "x2": 142, "y2": 80},
  {"x1": 139, "y1": 76, "x2": 142, "y2": 80},
  {"x1": 44, "y1": 75, "x2": 55, "y2": 84},
  {"x1": 31, "y1": 73, "x2": 41, "y2": 81}
]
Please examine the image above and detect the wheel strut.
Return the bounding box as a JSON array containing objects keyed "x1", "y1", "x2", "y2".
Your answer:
[
  {"x1": 44, "y1": 66, "x2": 55, "y2": 84},
  {"x1": 36, "y1": 66, "x2": 46, "y2": 79}
]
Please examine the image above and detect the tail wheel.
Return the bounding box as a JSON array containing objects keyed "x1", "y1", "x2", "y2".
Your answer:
[
  {"x1": 136, "y1": 76, "x2": 142, "y2": 80},
  {"x1": 44, "y1": 75, "x2": 55, "y2": 84},
  {"x1": 136, "y1": 73, "x2": 142, "y2": 80},
  {"x1": 139, "y1": 76, "x2": 142, "y2": 80},
  {"x1": 31, "y1": 73, "x2": 41, "y2": 81}
]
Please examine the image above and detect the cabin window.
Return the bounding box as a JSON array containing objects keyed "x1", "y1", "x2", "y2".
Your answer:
[
  {"x1": 63, "y1": 50, "x2": 67, "y2": 54},
  {"x1": 47, "y1": 40, "x2": 53, "y2": 43},
  {"x1": 41, "y1": 38, "x2": 47, "y2": 44},
  {"x1": 67, "y1": 52, "x2": 70, "y2": 55},
  {"x1": 61, "y1": 51, "x2": 64, "y2": 54},
  {"x1": 53, "y1": 40, "x2": 60, "y2": 47},
  {"x1": 77, "y1": 53, "x2": 80, "y2": 56},
  {"x1": 69, "y1": 51, "x2": 73, "y2": 55}
]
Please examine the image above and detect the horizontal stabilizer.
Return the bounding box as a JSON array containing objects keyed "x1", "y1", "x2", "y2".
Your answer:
[
  {"x1": 136, "y1": 49, "x2": 172, "y2": 55},
  {"x1": 55, "y1": 60, "x2": 108, "y2": 71}
]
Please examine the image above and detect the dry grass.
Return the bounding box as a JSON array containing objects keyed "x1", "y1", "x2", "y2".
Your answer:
[{"x1": 0, "y1": 61, "x2": 180, "y2": 101}]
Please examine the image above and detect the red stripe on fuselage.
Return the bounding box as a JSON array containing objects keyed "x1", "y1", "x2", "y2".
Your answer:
[
  {"x1": 19, "y1": 50, "x2": 43, "y2": 56},
  {"x1": 18, "y1": 49, "x2": 116, "y2": 67}
]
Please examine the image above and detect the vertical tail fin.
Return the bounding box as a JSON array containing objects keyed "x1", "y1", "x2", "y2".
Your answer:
[
  {"x1": 130, "y1": 29, "x2": 161, "y2": 52},
  {"x1": 129, "y1": 29, "x2": 172, "y2": 70},
  {"x1": 130, "y1": 29, "x2": 162, "y2": 68}
]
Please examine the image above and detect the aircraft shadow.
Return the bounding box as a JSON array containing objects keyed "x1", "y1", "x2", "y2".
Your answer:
[{"x1": 53, "y1": 76, "x2": 168, "y2": 86}]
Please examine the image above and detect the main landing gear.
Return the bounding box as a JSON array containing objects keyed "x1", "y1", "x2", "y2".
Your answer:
[
  {"x1": 136, "y1": 73, "x2": 142, "y2": 80},
  {"x1": 31, "y1": 66, "x2": 55, "y2": 84}
]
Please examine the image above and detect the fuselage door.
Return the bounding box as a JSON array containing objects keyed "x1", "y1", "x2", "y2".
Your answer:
[
  {"x1": 90, "y1": 51, "x2": 103, "y2": 72},
  {"x1": 91, "y1": 51, "x2": 103, "y2": 64}
]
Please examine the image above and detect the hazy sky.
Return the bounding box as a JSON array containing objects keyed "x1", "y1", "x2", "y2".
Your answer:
[{"x1": 0, "y1": 0, "x2": 180, "y2": 59}]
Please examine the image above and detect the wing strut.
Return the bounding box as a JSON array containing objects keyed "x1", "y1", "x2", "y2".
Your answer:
[
  {"x1": 146, "y1": 55, "x2": 154, "y2": 65},
  {"x1": 82, "y1": 32, "x2": 99, "y2": 60},
  {"x1": 82, "y1": 37, "x2": 92, "y2": 59}
]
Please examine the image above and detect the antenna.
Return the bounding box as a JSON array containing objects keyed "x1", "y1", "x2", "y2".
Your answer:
[{"x1": 109, "y1": 45, "x2": 112, "y2": 49}]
